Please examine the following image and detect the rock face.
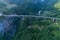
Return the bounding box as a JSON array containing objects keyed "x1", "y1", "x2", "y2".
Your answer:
[
  {"x1": 0, "y1": 21, "x2": 5, "y2": 36},
  {"x1": 0, "y1": 17, "x2": 17, "y2": 40}
]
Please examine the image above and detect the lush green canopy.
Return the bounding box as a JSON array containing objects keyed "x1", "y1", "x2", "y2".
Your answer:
[{"x1": 0, "y1": 0, "x2": 60, "y2": 40}]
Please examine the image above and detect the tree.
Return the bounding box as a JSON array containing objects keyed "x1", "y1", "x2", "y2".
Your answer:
[{"x1": 0, "y1": 0, "x2": 60, "y2": 40}]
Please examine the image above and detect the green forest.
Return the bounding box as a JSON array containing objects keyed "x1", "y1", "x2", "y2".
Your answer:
[{"x1": 0, "y1": 0, "x2": 60, "y2": 40}]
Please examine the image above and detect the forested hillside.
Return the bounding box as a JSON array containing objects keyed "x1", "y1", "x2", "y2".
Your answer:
[{"x1": 0, "y1": 0, "x2": 60, "y2": 40}]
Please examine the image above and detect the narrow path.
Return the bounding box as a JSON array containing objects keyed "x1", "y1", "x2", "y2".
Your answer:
[{"x1": 0, "y1": 15, "x2": 60, "y2": 20}]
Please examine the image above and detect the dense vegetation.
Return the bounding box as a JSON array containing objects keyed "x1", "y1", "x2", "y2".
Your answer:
[{"x1": 0, "y1": 0, "x2": 60, "y2": 40}]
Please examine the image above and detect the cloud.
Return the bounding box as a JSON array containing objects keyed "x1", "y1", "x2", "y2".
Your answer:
[
  {"x1": 0, "y1": 0, "x2": 8, "y2": 5},
  {"x1": 7, "y1": 4, "x2": 17, "y2": 9},
  {"x1": 0, "y1": 0, "x2": 17, "y2": 9},
  {"x1": 41, "y1": 0, "x2": 44, "y2": 2}
]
